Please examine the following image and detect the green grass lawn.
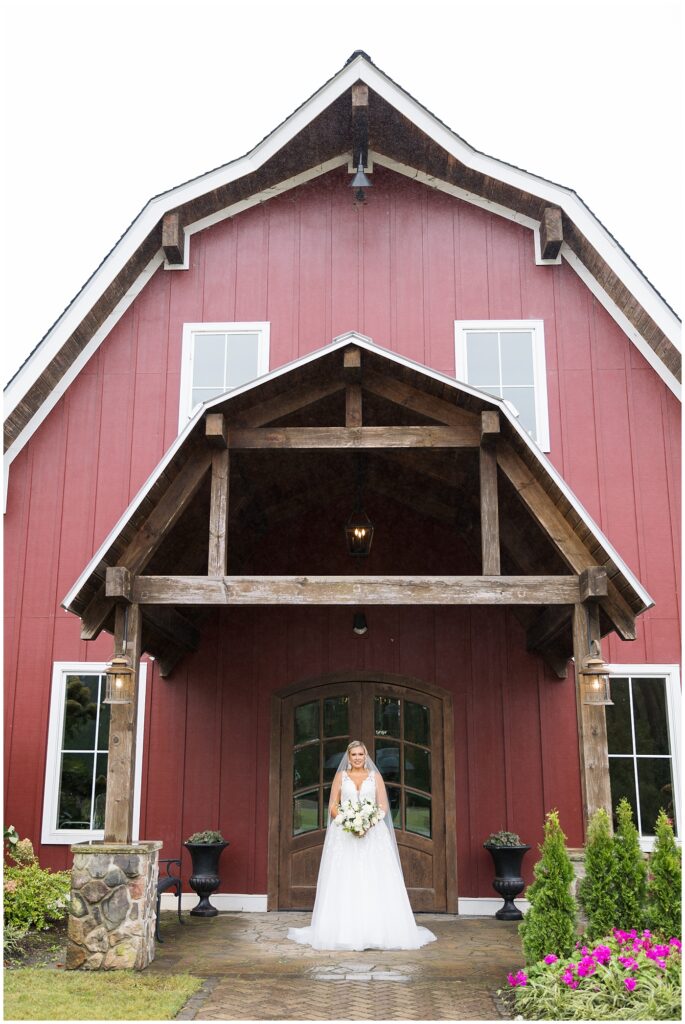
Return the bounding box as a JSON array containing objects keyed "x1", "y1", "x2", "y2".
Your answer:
[{"x1": 4, "y1": 968, "x2": 203, "y2": 1020}]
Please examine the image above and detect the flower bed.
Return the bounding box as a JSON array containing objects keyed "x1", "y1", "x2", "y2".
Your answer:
[{"x1": 506, "y1": 930, "x2": 682, "y2": 1020}]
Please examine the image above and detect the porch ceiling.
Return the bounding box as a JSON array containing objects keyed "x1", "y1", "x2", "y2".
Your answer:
[{"x1": 62, "y1": 337, "x2": 652, "y2": 678}]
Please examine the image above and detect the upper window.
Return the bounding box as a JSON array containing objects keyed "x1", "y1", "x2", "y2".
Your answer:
[
  {"x1": 605, "y1": 666, "x2": 680, "y2": 849},
  {"x1": 179, "y1": 322, "x2": 270, "y2": 430},
  {"x1": 41, "y1": 662, "x2": 147, "y2": 845},
  {"x1": 454, "y1": 320, "x2": 550, "y2": 450}
]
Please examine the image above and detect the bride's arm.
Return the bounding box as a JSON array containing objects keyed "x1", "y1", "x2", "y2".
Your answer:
[
  {"x1": 329, "y1": 772, "x2": 343, "y2": 818},
  {"x1": 375, "y1": 772, "x2": 389, "y2": 817}
]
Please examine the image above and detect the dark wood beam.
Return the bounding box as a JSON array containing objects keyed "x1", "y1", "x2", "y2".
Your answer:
[
  {"x1": 142, "y1": 606, "x2": 200, "y2": 653},
  {"x1": 80, "y1": 447, "x2": 212, "y2": 640},
  {"x1": 104, "y1": 602, "x2": 141, "y2": 844},
  {"x1": 573, "y1": 602, "x2": 612, "y2": 829},
  {"x1": 234, "y1": 380, "x2": 344, "y2": 428},
  {"x1": 205, "y1": 412, "x2": 228, "y2": 448},
  {"x1": 131, "y1": 574, "x2": 583, "y2": 606},
  {"x1": 162, "y1": 211, "x2": 185, "y2": 264},
  {"x1": 579, "y1": 566, "x2": 608, "y2": 602},
  {"x1": 346, "y1": 384, "x2": 362, "y2": 427},
  {"x1": 227, "y1": 425, "x2": 480, "y2": 449},
  {"x1": 351, "y1": 83, "x2": 369, "y2": 168},
  {"x1": 527, "y1": 604, "x2": 573, "y2": 653},
  {"x1": 540, "y1": 207, "x2": 563, "y2": 260},
  {"x1": 106, "y1": 566, "x2": 133, "y2": 602},
  {"x1": 343, "y1": 346, "x2": 361, "y2": 382},
  {"x1": 208, "y1": 448, "x2": 229, "y2": 576},
  {"x1": 363, "y1": 370, "x2": 477, "y2": 428},
  {"x1": 480, "y1": 411, "x2": 500, "y2": 575}
]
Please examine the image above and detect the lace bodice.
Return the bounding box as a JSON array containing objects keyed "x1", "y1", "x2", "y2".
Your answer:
[{"x1": 341, "y1": 770, "x2": 376, "y2": 803}]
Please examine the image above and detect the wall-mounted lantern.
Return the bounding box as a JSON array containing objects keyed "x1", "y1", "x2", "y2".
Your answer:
[
  {"x1": 104, "y1": 655, "x2": 135, "y2": 704},
  {"x1": 345, "y1": 509, "x2": 374, "y2": 556},
  {"x1": 580, "y1": 640, "x2": 613, "y2": 705}
]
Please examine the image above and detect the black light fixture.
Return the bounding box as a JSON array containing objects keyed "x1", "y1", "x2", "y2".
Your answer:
[
  {"x1": 350, "y1": 152, "x2": 372, "y2": 202},
  {"x1": 345, "y1": 456, "x2": 374, "y2": 556},
  {"x1": 353, "y1": 612, "x2": 368, "y2": 635}
]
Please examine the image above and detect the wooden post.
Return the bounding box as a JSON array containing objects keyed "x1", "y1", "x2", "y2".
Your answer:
[
  {"x1": 346, "y1": 385, "x2": 362, "y2": 427},
  {"x1": 572, "y1": 602, "x2": 612, "y2": 831},
  {"x1": 480, "y1": 411, "x2": 500, "y2": 575},
  {"x1": 104, "y1": 602, "x2": 142, "y2": 844},
  {"x1": 208, "y1": 450, "x2": 229, "y2": 576}
]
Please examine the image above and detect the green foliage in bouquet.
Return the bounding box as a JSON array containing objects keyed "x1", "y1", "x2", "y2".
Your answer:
[
  {"x1": 613, "y1": 798, "x2": 647, "y2": 931},
  {"x1": 519, "y1": 810, "x2": 577, "y2": 964},
  {"x1": 646, "y1": 810, "x2": 681, "y2": 939},
  {"x1": 578, "y1": 808, "x2": 618, "y2": 940}
]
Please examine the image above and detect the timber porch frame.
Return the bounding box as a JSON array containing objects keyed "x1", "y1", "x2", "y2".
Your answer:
[{"x1": 62, "y1": 338, "x2": 652, "y2": 845}]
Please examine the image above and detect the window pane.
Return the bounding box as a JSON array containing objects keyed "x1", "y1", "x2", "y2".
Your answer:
[
  {"x1": 387, "y1": 785, "x2": 401, "y2": 828},
  {"x1": 62, "y1": 675, "x2": 99, "y2": 751},
  {"x1": 375, "y1": 696, "x2": 400, "y2": 738},
  {"x1": 92, "y1": 753, "x2": 108, "y2": 829},
  {"x1": 466, "y1": 332, "x2": 499, "y2": 386},
  {"x1": 404, "y1": 701, "x2": 430, "y2": 747},
  {"x1": 293, "y1": 790, "x2": 319, "y2": 836},
  {"x1": 502, "y1": 386, "x2": 537, "y2": 439},
  {"x1": 606, "y1": 678, "x2": 632, "y2": 754},
  {"x1": 608, "y1": 757, "x2": 638, "y2": 829},
  {"x1": 293, "y1": 744, "x2": 319, "y2": 792},
  {"x1": 323, "y1": 696, "x2": 349, "y2": 737},
  {"x1": 637, "y1": 759, "x2": 676, "y2": 835},
  {"x1": 191, "y1": 385, "x2": 228, "y2": 409},
  {"x1": 323, "y1": 739, "x2": 348, "y2": 783},
  {"x1": 227, "y1": 335, "x2": 259, "y2": 388},
  {"x1": 500, "y1": 332, "x2": 534, "y2": 385},
  {"x1": 193, "y1": 334, "x2": 226, "y2": 388},
  {"x1": 58, "y1": 753, "x2": 94, "y2": 829},
  {"x1": 405, "y1": 745, "x2": 431, "y2": 794},
  {"x1": 406, "y1": 792, "x2": 431, "y2": 838},
  {"x1": 375, "y1": 739, "x2": 400, "y2": 783},
  {"x1": 632, "y1": 678, "x2": 670, "y2": 755},
  {"x1": 294, "y1": 701, "x2": 319, "y2": 745},
  {"x1": 97, "y1": 699, "x2": 110, "y2": 751}
]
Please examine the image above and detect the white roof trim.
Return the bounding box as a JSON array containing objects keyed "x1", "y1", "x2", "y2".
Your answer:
[{"x1": 62, "y1": 332, "x2": 653, "y2": 616}]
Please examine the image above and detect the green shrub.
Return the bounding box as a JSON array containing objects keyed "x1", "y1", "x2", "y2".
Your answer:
[
  {"x1": 186, "y1": 830, "x2": 224, "y2": 844},
  {"x1": 4, "y1": 863, "x2": 71, "y2": 931},
  {"x1": 578, "y1": 808, "x2": 618, "y2": 940},
  {"x1": 3, "y1": 921, "x2": 28, "y2": 960},
  {"x1": 519, "y1": 809, "x2": 577, "y2": 964},
  {"x1": 646, "y1": 810, "x2": 681, "y2": 939},
  {"x1": 613, "y1": 798, "x2": 647, "y2": 931}
]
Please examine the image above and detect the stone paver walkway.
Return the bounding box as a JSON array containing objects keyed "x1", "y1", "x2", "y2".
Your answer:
[{"x1": 148, "y1": 911, "x2": 522, "y2": 1020}]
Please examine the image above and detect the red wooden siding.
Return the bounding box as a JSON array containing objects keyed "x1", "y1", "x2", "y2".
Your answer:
[{"x1": 3, "y1": 163, "x2": 680, "y2": 889}]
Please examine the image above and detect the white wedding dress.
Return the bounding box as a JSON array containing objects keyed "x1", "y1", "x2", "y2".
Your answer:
[{"x1": 288, "y1": 770, "x2": 437, "y2": 951}]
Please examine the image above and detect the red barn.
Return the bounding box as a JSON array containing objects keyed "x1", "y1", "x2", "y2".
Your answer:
[{"x1": 4, "y1": 53, "x2": 680, "y2": 916}]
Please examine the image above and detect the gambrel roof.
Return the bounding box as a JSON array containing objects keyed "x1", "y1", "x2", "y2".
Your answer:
[
  {"x1": 62, "y1": 334, "x2": 652, "y2": 678},
  {"x1": 3, "y1": 53, "x2": 681, "y2": 479}
]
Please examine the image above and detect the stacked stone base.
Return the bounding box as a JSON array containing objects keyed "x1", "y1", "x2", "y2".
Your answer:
[{"x1": 67, "y1": 841, "x2": 162, "y2": 970}]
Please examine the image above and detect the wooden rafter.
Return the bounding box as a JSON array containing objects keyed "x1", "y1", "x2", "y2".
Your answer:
[{"x1": 227, "y1": 425, "x2": 480, "y2": 449}]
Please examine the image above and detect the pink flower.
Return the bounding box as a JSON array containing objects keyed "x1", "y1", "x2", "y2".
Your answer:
[
  {"x1": 592, "y1": 945, "x2": 612, "y2": 965},
  {"x1": 653, "y1": 944, "x2": 670, "y2": 958},
  {"x1": 669, "y1": 938, "x2": 681, "y2": 950},
  {"x1": 619, "y1": 956, "x2": 638, "y2": 970},
  {"x1": 543, "y1": 954, "x2": 558, "y2": 964},
  {"x1": 507, "y1": 970, "x2": 528, "y2": 987},
  {"x1": 624, "y1": 977, "x2": 637, "y2": 992},
  {"x1": 577, "y1": 956, "x2": 596, "y2": 978},
  {"x1": 561, "y1": 967, "x2": 578, "y2": 988}
]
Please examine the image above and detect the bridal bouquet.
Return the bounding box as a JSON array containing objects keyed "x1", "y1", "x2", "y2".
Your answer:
[{"x1": 335, "y1": 797, "x2": 381, "y2": 837}]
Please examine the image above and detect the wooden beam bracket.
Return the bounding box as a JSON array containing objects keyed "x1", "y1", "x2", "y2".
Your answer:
[
  {"x1": 579, "y1": 566, "x2": 608, "y2": 602},
  {"x1": 540, "y1": 207, "x2": 563, "y2": 260},
  {"x1": 106, "y1": 566, "x2": 133, "y2": 603},
  {"x1": 162, "y1": 211, "x2": 185, "y2": 265}
]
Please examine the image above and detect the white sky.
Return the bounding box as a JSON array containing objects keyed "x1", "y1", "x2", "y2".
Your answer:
[{"x1": 1, "y1": 0, "x2": 682, "y2": 389}]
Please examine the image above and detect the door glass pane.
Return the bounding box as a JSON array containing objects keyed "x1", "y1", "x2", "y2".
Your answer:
[
  {"x1": 227, "y1": 335, "x2": 259, "y2": 388},
  {"x1": 323, "y1": 785, "x2": 332, "y2": 826},
  {"x1": 632, "y1": 678, "x2": 670, "y2": 755},
  {"x1": 374, "y1": 696, "x2": 400, "y2": 738},
  {"x1": 405, "y1": 745, "x2": 431, "y2": 794},
  {"x1": 466, "y1": 332, "x2": 499, "y2": 386},
  {"x1": 637, "y1": 759, "x2": 676, "y2": 834},
  {"x1": 294, "y1": 701, "x2": 319, "y2": 745},
  {"x1": 97, "y1": 699, "x2": 110, "y2": 750},
  {"x1": 606, "y1": 678, "x2": 631, "y2": 753},
  {"x1": 62, "y1": 675, "x2": 99, "y2": 750},
  {"x1": 375, "y1": 739, "x2": 400, "y2": 783},
  {"x1": 293, "y1": 744, "x2": 319, "y2": 792},
  {"x1": 404, "y1": 701, "x2": 430, "y2": 747},
  {"x1": 58, "y1": 753, "x2": 94, "y2": 829},
  {"x1": 500, "y1": 332, "x2": 534, "y2": 385},
  {"x1": 608, "y1": 757, "x2": 637, "y2": 829},
  {"x1": 406, "y1": 792, "x2": 431, "y2": 838},
  {"x1": 193, "y1": 334, "x2": 226, "y2": 387},
  {"x1": 323, "y1": 739, "x2": 348, "y2": 782},
  {"x1": 323, "y1": 696, "x2": 349, "y2": 737},
  {"x1": 502, "y1": 386, "x2": 536, "y2": 439},
  {"x1": 386, "y1": 785, "x2": 401, "y2": 828},
  {"x1": 293, "y1": 790, "x2": 319, "y2": 836}
]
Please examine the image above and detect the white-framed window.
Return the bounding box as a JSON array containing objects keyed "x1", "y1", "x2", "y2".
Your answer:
[
  {"x1": 605, "y1": 665, "x2": 681, "y2": 851},
  {"x1": 41, "y1": 662, "x2": 147, "y2": 845},
  {"x1": 454, "y1": 320, "x2": 550, "y2": 450},
  {"x1": 178, "y1": 322, "x2": 270, "y2": 430}
]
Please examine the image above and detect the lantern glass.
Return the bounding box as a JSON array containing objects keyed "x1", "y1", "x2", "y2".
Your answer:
[
  {"x1": 581, "y1": 658, "x2": 613, "y2": 705},
  {"x1": 345, "y1": 510, "x2": 374, "y2": 556},
  {"x1": 104, "y1": 656, "x2": 135, "y2": 704}
]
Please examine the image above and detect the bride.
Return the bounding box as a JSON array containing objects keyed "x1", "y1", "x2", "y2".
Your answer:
[{"x1": 288, "y1": 740, "x2": 437, "y2": 951}]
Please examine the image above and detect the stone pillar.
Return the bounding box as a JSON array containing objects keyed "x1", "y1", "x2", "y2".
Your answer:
[{"x1": 67, "y1": 841, "x2": 162, "y2": 970}]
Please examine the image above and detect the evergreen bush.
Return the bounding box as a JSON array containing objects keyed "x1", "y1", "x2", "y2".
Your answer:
[
  {"x1": 646, "y1": 810, "x2": 681, "y2": 939},
  {"x1": 578, "y1": 808, "x2": 618, "y2": 940},
  {"x1": 519, "y1": 809, "x2": 577, "y2": 964},
  {"x1": 3, "y1": 864, "x2": 71, "y2": 931},
  {"x1": 613, "y1": 798, "x2": 647, "y2": 931}
]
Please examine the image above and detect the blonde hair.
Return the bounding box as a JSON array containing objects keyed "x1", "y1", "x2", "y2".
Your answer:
[{"x1": 346, "y1": 740, "x2": 368, "y2": 765}]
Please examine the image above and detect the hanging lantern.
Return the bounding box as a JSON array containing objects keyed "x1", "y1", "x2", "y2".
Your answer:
[
  {"x1": 104, "y1": 655, "x2": 135, "y2": 704},
  {"x1": 345, "y1": 509, "x2": 374, "y2": 556},
  {"x1": 580, "y1": 641, "x2": 613, "y2": 705}
]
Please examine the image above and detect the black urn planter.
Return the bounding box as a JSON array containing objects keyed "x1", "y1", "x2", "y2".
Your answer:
[
  {"x1": 184, "y1": 841, "x2": 230, "y2": 917},
  {"x1": 484, "y1": 843, "x2": 531, "y2": 921}
]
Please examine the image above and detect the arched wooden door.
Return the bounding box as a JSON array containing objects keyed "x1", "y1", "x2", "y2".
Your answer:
[{"x1": 269, "y1": 674, "x2": 457, "y2": 912}]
